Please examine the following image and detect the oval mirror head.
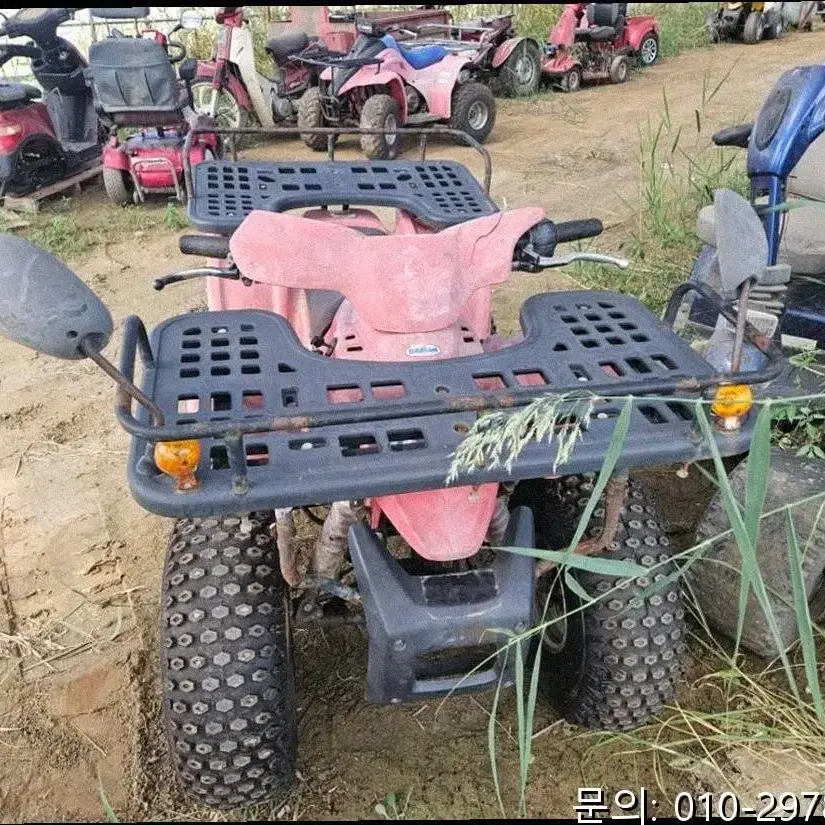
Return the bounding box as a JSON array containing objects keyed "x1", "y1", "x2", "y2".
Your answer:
[
  {"x1": 0, "y1": 235, "x2": 113, "y2": 360},
  {"x1": 180, "y1": 10, "x2": 203, "y2": 30},
  {"x1": 714, "y1": 188, "x2": 769, "y2": 293}
]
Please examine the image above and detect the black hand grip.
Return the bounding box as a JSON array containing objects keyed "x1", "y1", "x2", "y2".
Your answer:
[
  {"x1": 179, "y1": 234, "x2": 230, "y2": 259},
  {"x1": 554, "y1": 218, "x2": 603, "y2": 244},
  {"x1": 712, "y1": 123, "x2": 753, "y2": 148}
]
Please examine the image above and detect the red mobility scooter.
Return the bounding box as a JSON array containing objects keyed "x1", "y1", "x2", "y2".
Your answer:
[
  {"x1": 86, "y1": 9, "x2": 220, "y2": 205},
  {"x1": 542, "y1": 2, "x2": 660, "y2": 92}
]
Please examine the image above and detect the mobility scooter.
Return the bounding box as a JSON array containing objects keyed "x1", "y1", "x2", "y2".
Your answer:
[
  {"x1": 0, "y1": 7, "x2": 131, "y2": 196},
  {"x1": 677, "y1": 63, "x2": 825, "y2": 658},
  {"x1": 542, "y1": 2, "x2": 660, "y2": 92},
  {"x1": 86, "y1": 9, "x2": 220, "y2": 205},
  {"x1": 297, "y1": 19, "x2": 495, "y2": 159},
  {"x1": 0, "y1": 121, "x2": 784, "y2": 807}
]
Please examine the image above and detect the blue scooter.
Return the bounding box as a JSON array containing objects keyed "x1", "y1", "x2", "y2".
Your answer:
[{"x1": 687, "y1": 64, "x2": 825, "y2": 353}]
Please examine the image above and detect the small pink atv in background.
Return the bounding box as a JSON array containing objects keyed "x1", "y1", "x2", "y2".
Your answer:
[
  {"x1": 297, "y1": 19, "x2": 496, "y2": 159},
  {"x1": 409, "y1": 12, "x2": 543, "y2": 97},
  {"x1": 542, "y1": 2, "x2": 660, "y2": 92},
  {"x1": 190, "y1": 6, "x2": 454, "y2": 131}
]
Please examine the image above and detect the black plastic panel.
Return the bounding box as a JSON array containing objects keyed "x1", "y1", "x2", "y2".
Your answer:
[
  {"x1": 187, "y1": 160, "x2": 498, "y2": 234},
  {"x1": 124, "y1": 291, "x2": 755, "y2": 517}
]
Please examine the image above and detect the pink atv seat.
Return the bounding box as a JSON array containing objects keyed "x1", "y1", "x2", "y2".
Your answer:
[{"x1": 229, "y1": 207, "x2": 546, "y2": 335}]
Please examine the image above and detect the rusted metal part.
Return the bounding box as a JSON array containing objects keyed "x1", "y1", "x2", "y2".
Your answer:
[
  {"x1": 311, "y1": 501, "x2": 364, "y2": 579},
  {"x1": 485, "y1": 495, "x2": 511, "y2": 545},
  {"x1": 83, "y1": 339, "x2": 165, "y2": 426},
  {"x1": 273, "y1": 509, "x2": 301, "y2": 587},
  {"x1": 535, "y1": 476, "x2": 629, "y2": 579},
  {"x1": 731, "y1": 280, "x2": 753, "y2": 373}
]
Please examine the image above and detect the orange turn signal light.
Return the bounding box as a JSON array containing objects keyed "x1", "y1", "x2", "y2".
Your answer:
[
  {"x1": 154, "y1": 440, "x2": 201, "y2": 491},
  {"x1": 711, "y1": 385, "x2": 753, "y2": 430}
]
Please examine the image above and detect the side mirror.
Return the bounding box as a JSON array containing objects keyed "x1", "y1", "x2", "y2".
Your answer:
[
  {"x1": 713, "y1": 188, "x2": 768, "y2": 293},
  {"x1": 0, "y1": 235, "x2": 112, "y2": 360},
  {"x1": 180, "y1": 10, "x2": 203, "y2": 31}
]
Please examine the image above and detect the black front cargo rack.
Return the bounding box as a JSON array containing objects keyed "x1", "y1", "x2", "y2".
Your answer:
[{"x1": 117, "y1": 290, "x2": 782, "y2": 518}]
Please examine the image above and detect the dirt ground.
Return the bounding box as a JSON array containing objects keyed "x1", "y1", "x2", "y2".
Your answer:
[{"x1": 2, "y1": 32, "x2": 825, "y2": 823}]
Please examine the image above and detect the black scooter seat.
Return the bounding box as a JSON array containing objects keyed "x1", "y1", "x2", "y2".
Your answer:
[
  {"x1": 575, "y1": 25, "x2": 616, "y2": 42},
  {"x1": 0, "y1": 82, "x2": 41, "y2": 108},
  {"x1": 266, "y1": 31, "x2": 310, "y2": 62}
]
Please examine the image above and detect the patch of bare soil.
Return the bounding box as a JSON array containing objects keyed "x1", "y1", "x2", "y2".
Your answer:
[{"x1": 2, "y1": 28, "x2": 825, "y2": 822}]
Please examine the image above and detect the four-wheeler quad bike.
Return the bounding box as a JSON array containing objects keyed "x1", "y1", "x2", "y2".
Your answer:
[
  {"x1": 403, "y1": 11, "x2": 543, "y2": 97},
  {"x1": 675, "y1": 62, "x2": 825, "y2": 659},
  {"x1": 706, "y1": 2, "x2": 787, "y2": 44},
  {"x1": 542, "y1": 2, "x2": 660, "y2": 93},
  {"x1": 190, "y1": 6, "x2": 453, "y2": 131},
  {"x1": 297, "y1": 19, "x2": 496, "y2": 160},
  {"x1": 0, "y1": 7, "x2": 143, "y2": 196},
  {"x1": 0, "y1": 120, "x2": 785, "y2": 809},
  {"x1": 86, "y1": 9, "x2": 220, "y2": 205}
]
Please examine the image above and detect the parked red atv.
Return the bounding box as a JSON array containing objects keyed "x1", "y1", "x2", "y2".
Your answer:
[
  {"x1": 542, "y1": 2, "x2": 660, "y2": 92},
  {"x1": 410, "y1": 12, "x2": 543, "y2": 97},
  {"x1": 297, "y1": 19, "x2": 496, "y2": 160}
]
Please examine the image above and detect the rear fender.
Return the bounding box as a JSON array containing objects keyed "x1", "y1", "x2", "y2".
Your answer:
[
  {"x1": 102, "y1": 143, "x2": 130, "y2": 172},
  {"x1": 624, "y1": 16, "x2": 660, "y2": 51},
  {"x1": 413, "y1": 54, "x2": 474, "y2": 119},
  {"x1": 491, "y1": 36, "x2": 538, "y2": 68}
]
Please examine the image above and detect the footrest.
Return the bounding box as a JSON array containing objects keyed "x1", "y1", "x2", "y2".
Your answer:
[
  {"x1": 187, "y1": 159, "x2": 498, "y2": 234},
  {"x1": 348, "y1": 507, "x2": 535, "y2": 704},
  {"x1": 122, "y1": 291, "x2": 760, "y2": 518}
]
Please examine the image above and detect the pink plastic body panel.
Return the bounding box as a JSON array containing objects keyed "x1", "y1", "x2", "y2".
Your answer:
[{"x1": 220, "y1": 205, "x2": 546, "y2": 561}]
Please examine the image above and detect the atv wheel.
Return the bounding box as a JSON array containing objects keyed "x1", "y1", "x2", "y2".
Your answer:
[
  {"x1": 763, "y1": 14, "x2": 784, "y2": 39},
  {"x1": 512, "y1": 475, "x2": 686, "y2": 731},
  {"x1": 102, "y1": 166, "x2": 133, "y2": 207},
  {"x1": 449, "y1": 82, "x2": 496, "y2": 144},
  {"x1": 743, "y1": 11, "x2": 765, "y2": 42},
  {"x1": 499, "y1": 40, "x2": 541, "y2": 97},
  {"x1": 559, "y1": 66, "x2": 582, "y2": 93},
  {"x1": 689, "y1": 449, "x2": 825, "y2": 658},
  {"x1": 298, "y1": 87, "x2": 329, "y2": 152},
  {"x1": 637, "y1": 33, "x2": 659, "y2": 66},
  {"x1": 360, "y1": 94, "x2": 401, "y2": 160},
  {"x1": 161, "y1": 514, "x2": 296, "y2": 809},
  {"x1": 609, "y1": 55, "x2": 630, "y2": 85}
]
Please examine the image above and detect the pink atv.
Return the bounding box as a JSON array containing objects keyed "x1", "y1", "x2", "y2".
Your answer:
[
  {"x1": 297, "y1": 19, "x2": 496, "y2": 159},
  {"x1": 0, "y1": 130, "x2": 784, "y2": 809},
  {"x1": 542, "y1": 2, "x2": 659, "y2": 92},
  {"x1": 410, "y1": 12, "x2": 543, "y2": 97}
]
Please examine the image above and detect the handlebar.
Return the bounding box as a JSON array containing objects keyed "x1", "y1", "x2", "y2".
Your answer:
[
  {"x1": 166, "y1": 38, "x2": 187, "y2": 63},
  {"x1": 179, "y1": 234, "x2": 230, "y2": 259},
  {"x1": 554, "y1": 218, "x2": 604, "y2": 245},
  {"x1": 712, "y1": 123, "x2": 753, "y2": 148}
]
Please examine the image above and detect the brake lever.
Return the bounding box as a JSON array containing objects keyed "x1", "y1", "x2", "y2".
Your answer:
[
  {"x1": 153, "y1": 267, "x2": 241, "y2": 291},
  {"x1": 513, "y1": 250, "x2": 630, "y2": 273}
]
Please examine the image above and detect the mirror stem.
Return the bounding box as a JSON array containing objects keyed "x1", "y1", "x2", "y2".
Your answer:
[
  {"x1": 80, "y1": 338, "x2": 165, "y2": 426},
  {"x1": 731, "y1": 279, "x2": 752, "y2": 373}
]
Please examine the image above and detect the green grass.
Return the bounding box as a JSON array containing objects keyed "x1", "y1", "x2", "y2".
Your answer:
[
  {"x1": 446, "y1": 71, "x2": 825, "y2": 815},
  {"x1": 16, "y1": 199, "x2": 185, "y2": 261},
  {"x1": 570, "y1": 71, "x2": 749, "y2": 312}
]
